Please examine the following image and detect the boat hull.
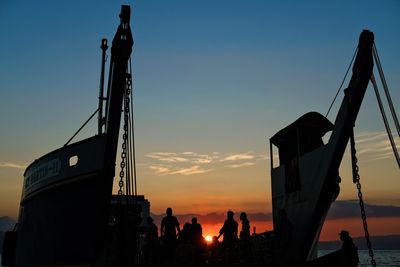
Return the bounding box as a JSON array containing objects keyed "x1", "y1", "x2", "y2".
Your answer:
[{"x1": 15, "y1": 135, "x2": 114, "y2": 266}]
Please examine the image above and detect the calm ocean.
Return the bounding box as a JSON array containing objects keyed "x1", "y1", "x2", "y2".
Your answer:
[
  {"x1": 319, "y1": 250, "x2": 400, "y2": 266},
  {"x1": 2, "y1": 250, "x2": 399, "y2": 266}
]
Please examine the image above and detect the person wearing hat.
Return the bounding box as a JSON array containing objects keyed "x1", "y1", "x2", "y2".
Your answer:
[{"x1": 339, "y1": 230, "x2": 359, "y2": 266}]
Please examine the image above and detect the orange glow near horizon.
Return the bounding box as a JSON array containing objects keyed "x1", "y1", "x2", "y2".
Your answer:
[
  {"x1": 202, "y1": 220, "x2": 273, "y2": 240},
  {"x1": 320, "y1": 216, "x2": 400, "y2": 241},
  {"x1": 199, "y1": 217, "x2": 400, "y2": 242}
]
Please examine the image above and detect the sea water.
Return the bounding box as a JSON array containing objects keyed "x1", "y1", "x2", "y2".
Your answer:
[
  {"x1": 319, "y1": 250, "x2": 400, "y2": 266},
  {"x1": 2, "y1": 250, "x2": 399, "y2": 266}
]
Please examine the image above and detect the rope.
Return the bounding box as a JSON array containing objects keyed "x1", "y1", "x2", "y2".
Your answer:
[
  {"x1": 325, "y1": 47, "x2": 358, "y2": 118},
  {"x1": 371, "y1": 74, "x2": 400, "y2": 168},
  {"x1": 350, "y1": 129, "x2": 377, "y2": 267},
  {"x1": 373, "y1": 44, "x2": 400, "y2": 138},
  {"x1": 129, "y1": 58, "x2": 138, "y2": 197},
  {"x1": 64, "y1": 108, "x2": 99, "y2": 147}
]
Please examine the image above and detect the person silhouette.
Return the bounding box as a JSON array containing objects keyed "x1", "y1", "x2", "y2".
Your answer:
[
  {"x1": 339, "y1": 230, "x2": 359, "y2": 266},
  {"x1": 217, "y1": 210, "x2": 238, "y2": 262},
  {"x1": 144, "y1": 216, "x2": 159, "y2": 264},
  {"x1": 239, "y1": 212, "x2": 251, "y2": 262},
  {"x1": 190, "y1": 217, "x2": 205, "y2": 265},
  {"x1": 190, "y1": 217, "x2": 203, "y2": 247},
  {"x1": 160, "y1": 207, "x2": 180, "y2": 264}
]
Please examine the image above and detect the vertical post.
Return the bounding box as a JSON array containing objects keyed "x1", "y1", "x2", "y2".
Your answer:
[
  {"x1": 269, "y1": 140, "x2": 273, "y2": 169},
  {"x1": 98, "y1": 38, "x2": 108, "y2": 134}
]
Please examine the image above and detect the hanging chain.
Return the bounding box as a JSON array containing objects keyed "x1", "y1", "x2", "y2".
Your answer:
[
  {"x1": 117, "y1": 72, "x2": 131, "y2": 198},
  {"x1": 350, "y1": 129, "x2": 376, "y2": 267}
]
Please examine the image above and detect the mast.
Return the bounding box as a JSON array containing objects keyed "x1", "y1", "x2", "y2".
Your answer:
[
  {"x1": 98, "y1": 38, "x2": 108, "y2": 135},
  {"x1": 304, "y1": 30, "x2": 374, "y2": 261},
  {"x1": 325, "y1": 30, "x2": 374, "y2": 175},
  {"x1": 104, "y1": 5, "x2": 133, "y2": 167}
]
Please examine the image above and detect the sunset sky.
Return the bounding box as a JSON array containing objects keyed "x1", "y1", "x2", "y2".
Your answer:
[{"x1": 0, "y1": 0, "x2": 399, "y2": 241}]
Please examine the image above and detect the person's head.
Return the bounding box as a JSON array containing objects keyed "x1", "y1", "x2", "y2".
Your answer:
[
  {"x1": 339, "y1": 230, "x2": 350, "y2": 241},
  {"x1": 192, "y1": 217, "x2": 198, "y2": 224},
  {"x1": 166, "y1": 207, "x2": 172, "y2": 216},
  {"x1": 184, "y1": 222, "x2": 191, "y2": 230},
  {"x1": 147, "y1": 216, "x2": 154, "y2": 224},
  {"x1": 240, "y1": 212, "x2": 247, "y2": 220},
  {"x1": 227, "y1": 210, "x2": 234, "y2": 219}
]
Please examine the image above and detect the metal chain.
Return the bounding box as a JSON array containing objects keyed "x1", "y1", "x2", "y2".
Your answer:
[
  {"x1": 125, "y1": 73, "x2": 132, "y2": 198},
  {"x1": 350, "y1": 130, "x2": 377, "y2": 267},
  {"x1": 117, "y1": 73, "x2": 131, "y2": 199}
]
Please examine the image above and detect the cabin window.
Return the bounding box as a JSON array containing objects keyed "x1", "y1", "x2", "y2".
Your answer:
[{"x1": 69, "y1": 155, "x2": 78, "y2": 167}]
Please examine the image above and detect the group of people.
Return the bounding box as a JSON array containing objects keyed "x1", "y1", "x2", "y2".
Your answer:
[{"x1": 143, "y1": 208, "x2": 251, "y2": 266}]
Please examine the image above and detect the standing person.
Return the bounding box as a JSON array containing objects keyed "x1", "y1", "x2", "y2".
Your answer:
[
  {"x1": 239, "y1": 212, "x2": 251, "y2": 263},
  {"x1": 161, "y1": 207, "x2": 180, "y2": 265},
  {"x1": 190, "y1": 217, "x2": 203, "y2": 248},
  {"x1": 217, "y1": 210, "x2": 238, "y2": 262},
  {"x1": 190, "y1": 217, "x2": 205, "y2": 266},
  {"x1": 144, "y1": 216, "x2": 159, "y2": 265}
]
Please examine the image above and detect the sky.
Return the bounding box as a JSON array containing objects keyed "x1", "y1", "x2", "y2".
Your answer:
[{"x1": 0, "y1": 0, "x2": 399, "y2": 240}]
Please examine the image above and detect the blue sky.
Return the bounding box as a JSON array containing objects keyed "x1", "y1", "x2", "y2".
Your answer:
[{"x1": 0, "y1": 0, "x2": 399, "y2": 217}]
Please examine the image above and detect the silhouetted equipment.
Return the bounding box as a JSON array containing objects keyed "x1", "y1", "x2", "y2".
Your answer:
[
  {"x1": 269, "y1": 30, "x2": 375, "y2": 266},
  {"x1": 12, "y1": 5, "x2": 135, "y2": 266},
  {"x1": 1, "y1": 225, "x2": 17, "y2": 266}
]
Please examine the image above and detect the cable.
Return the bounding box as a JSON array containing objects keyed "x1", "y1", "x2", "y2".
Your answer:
[
  {"x1": 64, "y1": 108, "x2": 99, "y2": 147},
  {"x1": 325, "y1": 47, "x2": 358, "y2": 118},
  {"x1": 373, "y1": 44, "x2": 400, "y2": 138},
  {"x1": 371, "y1": 74, "x2": 400, "y2": 168}
]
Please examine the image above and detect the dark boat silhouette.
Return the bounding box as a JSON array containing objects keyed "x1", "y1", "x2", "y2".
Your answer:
[
  {"x1": 3, "y1": 5, "x2": 134, "y2": 267},
  {"x1": 2, "y1": 7, "x2": 395, "y2": 266}
]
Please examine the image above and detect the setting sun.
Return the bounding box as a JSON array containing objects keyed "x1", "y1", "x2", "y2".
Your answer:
[{"x1": 205, "y1": 235, "x2": 213, "y2": 243}]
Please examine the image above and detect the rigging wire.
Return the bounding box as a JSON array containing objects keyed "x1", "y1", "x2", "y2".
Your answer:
[
  {"x1": 373, "y1": 44, "x2": 400, "y2": 138},
  {"x1": 129, "y1": 58, "x2": 138, "y2": 197},
  {"x1": 371, "y1": 74, "x2": 400, "y2": 168},
  {"x1": 64, "y1": 108, "x2": 99, "y2": 147},
  {"x1": 325, "y1": 47, "x2": 358, "y2": 118}
]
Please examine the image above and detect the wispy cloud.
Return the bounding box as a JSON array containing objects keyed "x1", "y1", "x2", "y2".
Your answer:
[
  {"x1": 149, "y1": 164, "x2": 210, "y2": 176},
  {"x1": 228, "y1": 162, "x2": 255, "y2": 168},
  {"x1": 352, "y1": 131, "x2": 400, "y2": 163},
  {"x1": 0, "y1": 162, "x2": 27, "y2": 169},
  {"x1": 149, "y1": 165, "x2": 171, "y2": 175},
  {"x1": 146, "y1": 152, "x2": 189, "y2": 163},
  {"x1": 169, "y1": 165, "x2": 211, "y2": 175},
  {"x1": 221, "y1": 153, "x2": 255, "y2": 162},
  {"x1": 146, "y1": 151, "x2": 264, "y2": 176}
]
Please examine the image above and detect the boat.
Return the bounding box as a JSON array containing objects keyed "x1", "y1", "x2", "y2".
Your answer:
[
  {"x1": 268, "y1": 30, "x2": 374, "y2": 266},
  {"x1": 1, "y1": 8, "x2": 396, "y2": 266},
  {"x1": 2, "y1": 5, "x2": 134, "y2": 267}
]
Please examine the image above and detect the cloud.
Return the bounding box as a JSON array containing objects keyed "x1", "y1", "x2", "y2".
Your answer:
[
  {"x1": 349, "y1": 131, "x2": 400, "y2": 163},
  {"x1": 327, "y1": 200, "x2": 400, "y2": 219},
  {"x1": 221, "y1": 153, "x2": 255, "y2": 162},
  {"x1": 149, "y1": 165, "x2": 210, "y2": 176},
  {"x1": 146, "y1": 151, "x2": 264, "y2": 175},
  {"x1": 149, "y1": 165, "x2": 171, "y2": 175},
  {"x1": 146, "y1": 152, "x2": 188, "y2": 163},
  {"x1": 169, "y1": 165, "x2": 210, "y2": 176},
  {"x1": 150, "y1": 212, "x2": 272, "y2": 225},
  {"x1": 0, "y1": 162, "x2": 27, "y2": 169},
  {"x1": 228, "y1": 162, "x2": 255, "y2": 168}
]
